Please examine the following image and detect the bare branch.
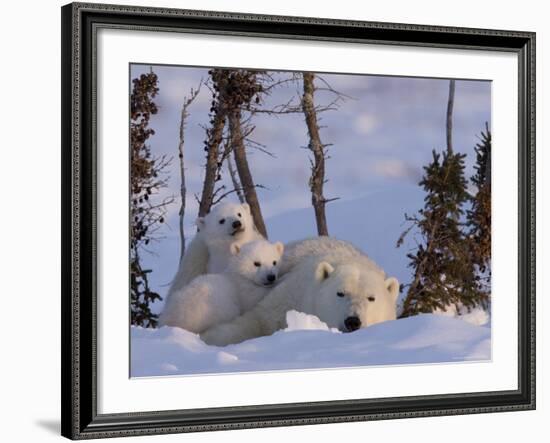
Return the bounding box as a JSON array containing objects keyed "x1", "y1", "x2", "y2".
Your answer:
[
  {"x1": 177, "y1": 80, "x2": 202, "y2": 262},
  {"x1": 212, "y1": 183, "x2": 267, "y2": 206},
  {"x1": 314, "y1": 75, "x2": 355, "y2": 101},
  {"x1": 245, "y1": 141, "x2": 277, "y2": 158},
  {"x1": 193, "y1": 193, "x2": 201, "y2": 205}
]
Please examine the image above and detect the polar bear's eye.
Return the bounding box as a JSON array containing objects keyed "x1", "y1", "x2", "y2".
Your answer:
[
  {"x1": 254, "y1": 261, "x2": 261, "y2": 267},
  {"x1": 219, "y1": 218, "x2": 225, "y2": 224},
  {"x1": 238, "y1": 213, "x2": 242, "y2": 218},
  {"x1": 368, "y1": 296, "x2": 376, "y2": 302},
  {"x1": 337, "y1": 292, "x2": 345, "y2": 298},
  {"x1": 273, "y1": 260, "x2": 277, "y2": 266}
]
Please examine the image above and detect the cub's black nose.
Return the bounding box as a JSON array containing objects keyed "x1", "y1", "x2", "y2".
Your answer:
[
  {"x1": 266, "y1": 274, "x2": 276, "y2": 282},
  {"x1": 232, "y1": 220, "x2": 242, "y2": 229},
  {"x1": 344, "y1": 316, "x2": 361, "y2": 332}
]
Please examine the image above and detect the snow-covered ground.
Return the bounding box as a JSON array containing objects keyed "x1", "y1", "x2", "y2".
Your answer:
[{"x1": 131, "y1": 311, "x2": 491, "y2": 377}]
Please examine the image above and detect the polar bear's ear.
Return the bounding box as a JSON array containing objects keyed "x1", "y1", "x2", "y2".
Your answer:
[
  {"x1": 315, "y1": 261, "x2": 334, "y2": 282},
  {"x1": 385, "y1": 277, "x2": 400, "y2": 303},
  {"x1": 274, "y1": 242, "x2": 284, "y2": 257},
  {"x1": 196, "y1": 217, "x2": 205, "y2": 230},
  {"x1": 230, "y1": 243, "x2": 241, "y2": 256},
  {"x1": 241, "y1": 203, "x2": 250, "y2": 213}
]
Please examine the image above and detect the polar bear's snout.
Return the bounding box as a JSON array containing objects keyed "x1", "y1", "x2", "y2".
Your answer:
[
  {"x1": 263, "y1": 273, "x2": 277, "y2": 286},
  {"x1": 344, "y1": 316, "x2": 361, "y2": 332},
  {"x1": 230, "y1": 219, "x2": 245, "y2": 236}
]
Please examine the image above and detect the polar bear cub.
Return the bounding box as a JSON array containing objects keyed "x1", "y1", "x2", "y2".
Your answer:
[
  {"x1": 159, "y1": 240, "x2": 284, "y2": 334},
  {"x1": 165, "y1": 201, "x2": 264, "y2": 303}
]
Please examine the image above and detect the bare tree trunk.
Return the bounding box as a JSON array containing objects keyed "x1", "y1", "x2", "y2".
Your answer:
[
  {"x1": 226, "y1": 148, "x2": 245, "y2": 203},
  {"x1": 198, "y1": 110, "x2": 226, "y2": 217},
  {"x1": 177, "y1": 109, "x2": 187, "y2": 262},
  {"x1": 446, "y1": 79, "x2": 456, "y2": 155},
  {"x1": 302, "y1": 72, "x2": 329, "y2": 236},
  {"x1": 228, "y1": 110, "x2": 268, "y2": 238},
  {"x1": 177, "y1": 84, "x2": 201, "y2": 262},
  {"x1": 222, "y1": 137, "x2": 245, "y2": 203},
  {"x1": 446, "y1": 79, "x2": 458, "y2": 226}
]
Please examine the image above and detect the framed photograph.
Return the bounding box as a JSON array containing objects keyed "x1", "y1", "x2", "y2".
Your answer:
[{"x1": 61, "y1": 2, "x2": 535, "y2": 439}]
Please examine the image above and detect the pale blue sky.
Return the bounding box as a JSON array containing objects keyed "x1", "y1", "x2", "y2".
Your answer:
[{"x1": 130, "y1": 64, "x2": 491, "y2": 311}]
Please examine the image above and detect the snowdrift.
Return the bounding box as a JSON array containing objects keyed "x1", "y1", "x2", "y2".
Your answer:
[{"x1": 131, "y1": 312, "x2": 491, "y2": 377}]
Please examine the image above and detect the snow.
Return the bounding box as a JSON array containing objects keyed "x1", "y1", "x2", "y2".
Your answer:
[
  {"x1": 433, "y1": 303, "x2": 491, "y2": 326},
  {"x1": 284, "y1": 310, "x2": 338, "y2": 332},
  {"x1": 461, "y1": 309, "x2": 490, "y2": 326},
  {"x1": 131, "y1": 312, "x2": 491, "y2": 377}
]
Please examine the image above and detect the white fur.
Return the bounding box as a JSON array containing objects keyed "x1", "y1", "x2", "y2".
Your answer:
[
  {"x1": 164, "y1": 202, "x2": 264, "y2": 305},
  {"x1": 159, "y1": 240, "x2": 284, "y2": 333},
  {"x1": 280, "y1": 236, "x2": 364, "y2": 275},
  {"x1": 201, "y1": 237, "x2": 399, "y2": 346}
]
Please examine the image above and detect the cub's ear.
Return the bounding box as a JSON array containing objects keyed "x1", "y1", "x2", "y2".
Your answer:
[
  {"x1": 315, "y1": 261, "x2": 334, "y2": 282},
  {"x1": 230, "y1": 243, "x2": 241, "y2": 256},
  {"x1": 274, "y1": 241, "x2": 284, "y2": 257},
  {"x1": 385, "y1": 277, "x2": 400, "y2": 303},
  {"x1": 196, "y1": 217, "x2": 205, "y2": 230},
  {"x1": 241, "y1": 203, "x2": 250, "y2": 213}
]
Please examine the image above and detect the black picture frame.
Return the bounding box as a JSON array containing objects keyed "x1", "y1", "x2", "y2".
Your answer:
[{"x1": 61, "y1": 2, "x2": 536, "y2": 439}]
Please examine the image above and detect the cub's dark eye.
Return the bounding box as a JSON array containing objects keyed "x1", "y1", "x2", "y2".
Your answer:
[
  {"x1": 368, "y1": 296, "x2": 376, "y2": 302},
  {"x1": 254, "y1": 261, "x2": 261, "y2": 267},
  {"x1": 337, "y1": 292, "x2": 345, "y2": 298},
  {"x1": 219, "y1": 219, "x2": 225, "y2": 224},
  {"x1": 238, "y1": 213, "x2": 242, "y2": 217},
  {"x1": 273, "y1": 260, "x2": 277, "y2": 266}
]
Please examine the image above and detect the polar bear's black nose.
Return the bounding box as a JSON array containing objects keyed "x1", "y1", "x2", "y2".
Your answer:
[
  {"x1": 232, "y1": 220, "x2": 242, "y2": 229},
  {"x1": 266, "y1": 274, "x2": 276, "y2": 282},
  {"x1": 344, "y1": 316, "x2": 361, "y2": 332}
]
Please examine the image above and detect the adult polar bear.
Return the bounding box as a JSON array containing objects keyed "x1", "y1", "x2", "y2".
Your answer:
[
  {"x1": 165, "y1": 201, "x2": 263, "y2": 300},
  {"x1": 201, "y1": 237, "x2": 400, "y2": 346}
]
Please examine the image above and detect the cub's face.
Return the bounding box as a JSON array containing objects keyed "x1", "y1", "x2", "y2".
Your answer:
[
  {"x1": 311, "y1": 261, "x2": 399, "y2": 332},
  {"x1": 229, "y1": 240, "x2": 284, "y2": 287},
  {"x1": 197, "y1": 202, "x2": 255, "y2": 240}
]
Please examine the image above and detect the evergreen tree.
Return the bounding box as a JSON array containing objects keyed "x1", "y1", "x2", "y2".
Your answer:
[
  {"x1": 399, "y1": 150, "x2": 483, "y2": 316},
  {"x1": 467, "y1": 124, "x2": 492, "y2": 306},
  {"x1": 130, "y1": 70, "x2": 171, "y2": 327}
]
